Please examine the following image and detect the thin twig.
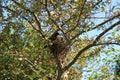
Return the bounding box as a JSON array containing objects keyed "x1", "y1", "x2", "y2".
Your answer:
[{"x1": 67, "y1": 0, "x2": 87, "y2": 34}]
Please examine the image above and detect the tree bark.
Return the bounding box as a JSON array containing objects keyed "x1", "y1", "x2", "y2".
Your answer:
[{"x1": 56, "y1": 69, "x2": 63, "y2": 80}]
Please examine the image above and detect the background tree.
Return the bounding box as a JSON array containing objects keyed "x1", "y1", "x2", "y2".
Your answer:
[{"x1": 0, "y1": 0, "x2": 120, "y2": 80}]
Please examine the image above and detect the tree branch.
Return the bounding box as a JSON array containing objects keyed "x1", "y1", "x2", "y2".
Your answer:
[
  {"x1": 49, "y1": 17, "x2": 69, "y2": 42},
  {"x1": 11, "y1": 0, "x2": 45, "y2": 38},
  {"x1": 43, "y1": 0, "x2": 68, "y2": 41},
  {"x1": 0, "y1": 5, "x2": 46, "y2": 39},
  {"x1": 70, "y1": 14, "x2": 120, "y2": 41},
  {"x1": 92, "y1": 0, "x2": 102, "y2": 8},
  {"x1": 88, "y1": 42, "x2": 120, "y2": 57},
  {"x1": 66, "y1": 0, "x2": 102, "y2": 35},
  {"x1": 23, "y1": 58, "x2": 39, "y2": 71},
  {"x1": 96, "y1": 42, "x2": 120, "y2": 46},
  {"x1": 93, "y1": 20, "x2": 120, "y2": 44},
  {"x1": 32, "y1": 13, "x2": 45, "y2": 38},
  {"x1": 63, "y1": 44, "x2": 93, "y2": 71},
  {"x1": 93, "y1": 14, "x2": 120, "y2": 29},
  {"x1": 66, "y1": 0, "x2": 86, "y2": 34},
  {"x1": 74, "y1": 0, "x2": 87, "y2": 26},
  {"x1": 63, "y1": 20, "x2": 120, "y2": 71},
  {"x1": 11, "y1": 0, "x2": 32, "y2": 12}
]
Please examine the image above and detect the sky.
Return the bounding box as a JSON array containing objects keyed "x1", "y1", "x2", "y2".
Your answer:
[{"x1": 0, "y1": 0, "x2": 120, "y2": 79}]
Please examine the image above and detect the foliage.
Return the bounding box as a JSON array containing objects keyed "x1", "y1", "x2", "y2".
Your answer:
[
  {"x1": 0, "y1": 0, "x2": 120, "y2": 80},
  {"x1": 82, "y1": 50, "x2": 120, "y2": 80}
]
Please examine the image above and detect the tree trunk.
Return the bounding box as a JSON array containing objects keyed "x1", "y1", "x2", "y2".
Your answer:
[{"x1": 56, "y1": 70, "x2": 63, "y2": 80}]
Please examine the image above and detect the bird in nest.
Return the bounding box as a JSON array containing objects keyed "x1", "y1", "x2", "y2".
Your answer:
[{"x1": 48, "y1": 30, "x2": 70, "y2": 63}]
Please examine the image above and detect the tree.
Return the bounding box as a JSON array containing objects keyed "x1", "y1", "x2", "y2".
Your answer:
[
  {"x1": 0, "y1": 0, "x2": 120, "y2": 80},
  {"x1": 114, "y1": 54, "x2": 120, "y2": 80}
]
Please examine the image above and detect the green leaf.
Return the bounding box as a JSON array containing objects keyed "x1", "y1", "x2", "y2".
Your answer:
[{"x1": 101, "y1": 7, "x2": 105, "y2": 12}]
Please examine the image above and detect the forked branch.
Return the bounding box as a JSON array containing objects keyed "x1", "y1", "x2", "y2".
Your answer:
[{"x1": 63, "y1": 20, "x2": 120, "y2": 71}]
